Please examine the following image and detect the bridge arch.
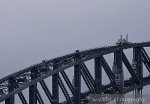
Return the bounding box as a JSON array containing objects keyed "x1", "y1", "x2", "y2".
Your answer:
[{"x1": 0, "y1": 41, "x2": 150, "y2": 104}]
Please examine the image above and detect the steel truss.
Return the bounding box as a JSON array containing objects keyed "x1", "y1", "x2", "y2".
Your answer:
[{"x1": 0, "y1": 42, "x2": 150, "y2": 104}]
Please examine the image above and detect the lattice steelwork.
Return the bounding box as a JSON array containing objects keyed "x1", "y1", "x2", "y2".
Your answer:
[{"x1": 0, "y1": 41, "x2": 150, "y2": 104}]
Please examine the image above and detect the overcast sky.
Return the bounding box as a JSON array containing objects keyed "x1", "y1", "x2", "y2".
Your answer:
[{"x1": 0, "y1": 0, "x2": 150, "y2": 102}]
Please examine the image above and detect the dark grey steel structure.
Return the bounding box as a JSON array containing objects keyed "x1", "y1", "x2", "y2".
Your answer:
[{"x1": 0, "y1": 41, "x2": 150, "y2": 104}]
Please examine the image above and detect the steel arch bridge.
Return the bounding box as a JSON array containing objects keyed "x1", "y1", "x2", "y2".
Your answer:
[{"x1": 0, "y1": 41, "x2": 150, "y2": 104}]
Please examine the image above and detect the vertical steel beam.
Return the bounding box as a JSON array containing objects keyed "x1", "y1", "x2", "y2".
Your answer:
[
  {"x1": 73, "y1": 50, "x2": 81, "y2": 104},
  {"x1": 52, "y1": 60, "x2": 59, "y2": 104},
  {"x1": 133, "y1": 47, "x2": 143, "y2": 81},
  {"x1": 133, "y1": 47, "x2": 143, "y2": 104},
  {"x1": 114, "y1": 51, "x2": 124, "y2": 93},
  {"x1": 29, "y1": 68, "x2": 38, "y2": 104},
  {"x1": 74, "y1": 64, "x2": 81, "y2": 104},
  {"x1": 5, "y1": 77, "x2": 15, "y2": 104},
  {"x1": 94, "y1": 56, "x2": 102, "y2": 94},
  {"x1": 114, "y1": 51, "x2": 124, "y2": 104}
]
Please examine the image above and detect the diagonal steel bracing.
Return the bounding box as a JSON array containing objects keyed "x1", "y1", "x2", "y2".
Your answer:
[
  {"x1": 60, "y1": 71, "x2": 74, "y2": 94},
  {"x1": 58, "y1": 76, "x2": 73, "y2": 104},
  {"x1": 13, "y1": 80, "x2": 28, "y2": 104},
  {"x1": 18, "y1": 92, "x2": 28, "y2": 104},
  {"x1": 36, "y1": 89, "x2": 45, "y2": 104},
  {"x1": 81, "y1": 63, "x2": 95, "y2": 88},
  {"x1": 142, "y1": 47, "x2": 150, "y2": 62},
  {"x1": 39, "y1": 80, "x2": 53, "y2": 103},
  {"x1": 122, "y1": 52, "x2": 140, "y2": 84},
  {"x1": 141, "y1": 48, "x2": 150, "y2": 73},
  {"x1": 101, "y1": 56, "x2": 120, "y2": 91},
  {"x1": 40, "y1": 70, "x2": 72, "y2": 103},
  {"x1": 80, "y1": 66, "x2": 95, "y2": 93}
]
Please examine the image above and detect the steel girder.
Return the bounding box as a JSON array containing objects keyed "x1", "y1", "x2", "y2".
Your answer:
[
  {"x1": 9, "y1": 80, "x2": 28, "y2": 104},
  {"x1": 36, "y1": 89, "x2": 44, "y2": 104},
  {"x1": 52, "y1": 62, "x2": 59, "y2": 104},
  {"x1": 133, "y1": 47, "x2": 143, "y2": 83},
  {"x1": 114, "y1": 50, "x2": 124, "y2": 93},
  {"x1": 60, "y1": 71, "x2": 74, "y2": 94},
  {"x1": 39, "y1": 80, "x2": 53, "y2": 103},
  {"x1": 73, "y1": 51, "x2": 81, "y2": 104},
  {"x1": 73, "y1": 64, "x2": 81, "y2": 104},
  {"x1": 18, "y1": 92, "x2": 28, "y2": 104},
  {"x1": 29, "y1": 84, "x2": 37, "y2": 104},
  {"x1": 0, "y1": 42, "x2": 150, "y2": 104},
  {"x1": 5, "y1": 77, "x2": 15, "y2": 104},
  {"x1": 58, "y1": 76, "x2": 73, "y2": 104},
  {"x1": 1, "y1": 42, "x2": 150, "y2": 103},
  {"x1": 29, "y1": 68, "x2": 38, "y2": 104},
  {"x1": 80, "y1": 65, "x2": 95, "y2": 93},
  {"x1": 61, "y1": 75, "x2": 150, "y2": 104},
  {"x1": 122, "y1": 52, "x2": 140, "y2": 84},
  {"x1": 40, "y1": 68, "x2": 73, "y2": 104},
  {"x1": 80, "y1": 63, "x2": 96, "y2": 92},
  {"x1": 94, "y1": 56, "x2": 102, "y2": 94},
  {"x1": 141, "y1": 47, "x2": 150, "y2": 73},
  {"x1": 133, "y1": 47, "x2": 143, "y2": 104},
  {"x1": 101, "y1": 56, "x2": 120, "y2": 91},
  {"x1": 81, "y1": 63, "x2": 95, "y2": 88},
  {"x1": 14, "y1": 83, "x2": 28, "y2": 104}
]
